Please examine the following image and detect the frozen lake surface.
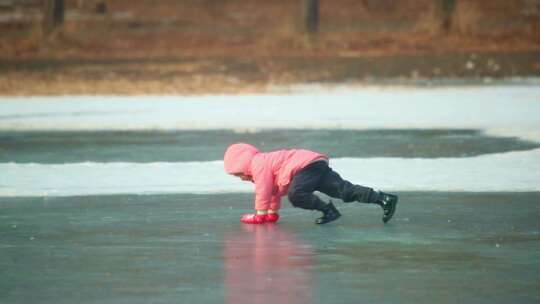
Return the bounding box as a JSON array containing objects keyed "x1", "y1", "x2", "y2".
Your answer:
[
  {"x1": 1, "y1": 86, "x2": 540, "y2": 141},
  {"x1": 1, "y1": 85, "x2": 540, "y2": 196},
  {"x1": 1, "y1": 193, "x2": 540, "y2": 304},
  {"x1": 2, "y1": 146, "x2": 540, "y2": 196},
  {"x1": 1, "y1": 85, "x2": 540, "y2": 303}
]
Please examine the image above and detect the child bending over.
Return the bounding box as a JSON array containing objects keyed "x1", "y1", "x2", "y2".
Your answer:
[{"x1": 224, "y1": 143, "x2": 398, "y2": 225}]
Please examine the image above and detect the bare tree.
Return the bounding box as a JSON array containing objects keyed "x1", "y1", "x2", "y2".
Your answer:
[
  {"x1": 95, "y1": 0, "x2": 107, "y2": 14},
  {"x1": 43, "y1": 0, "x2": 64, "y2": 33},
  {"x1": 303, "y1": 0, "x2": 319, "y2": 34},
  {"x1": 435, "y1": 0, "x2": 456, "y2": 32}
]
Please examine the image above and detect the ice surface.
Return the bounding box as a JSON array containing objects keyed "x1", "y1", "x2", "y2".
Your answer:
[
  {"x1": 1, "y1": 86, "x2": 540, "y2": 141},
  {"x1": 2, "y1": 192, "x2": 540, "y2": 303},
  {"x1": 2, "y1": 86, "x2": 540, "y2": 303},
  {"x1": 2, "y1": 129, "x2": 538, "y2": 163},
  {"x1": 2, "y1": 148, "x2": 540, "y2": 197},
  {"x1": 1, "y1": 86, "x2": 540, "y2": 197}
]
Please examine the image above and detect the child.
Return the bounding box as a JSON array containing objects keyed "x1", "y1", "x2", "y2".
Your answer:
[{"x1": 224, "y1": 143, "x2": 398, "y2": 225}]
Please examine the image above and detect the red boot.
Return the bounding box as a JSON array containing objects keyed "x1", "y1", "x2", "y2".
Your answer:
[
  {"x1": 240, "y1": 213, "x2": 267, "y2": 224},
  {"x1": 266, "y1": 213, "x2": 280, "y2": 223}
]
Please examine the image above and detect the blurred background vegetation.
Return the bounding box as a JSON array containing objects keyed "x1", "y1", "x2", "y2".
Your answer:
[{"x1": 0, "y1": 0, "x2": 539, "y2": 94}]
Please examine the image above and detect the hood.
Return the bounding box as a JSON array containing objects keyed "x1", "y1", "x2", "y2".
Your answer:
[{"x1": 223, "y1": 143, "x2": 260, "y2": 175}]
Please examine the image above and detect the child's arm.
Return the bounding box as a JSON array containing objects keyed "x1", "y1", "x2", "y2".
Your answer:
[
  {"x1": 251, "y1": 161, "x2": 274, "y2": 211},
  {"x1": 270, "y1": 194, "x2": 281, "y2": 211}
]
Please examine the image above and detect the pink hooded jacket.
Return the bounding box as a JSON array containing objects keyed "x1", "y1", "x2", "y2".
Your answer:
[{"x1": 224, "y1": 143, "x2": 328, "y2": 211}]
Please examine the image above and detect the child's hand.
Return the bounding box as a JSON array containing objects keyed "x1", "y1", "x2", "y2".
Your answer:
[
  {"x1": 240, "y1": 213, "x2": 267, "y2": 224},
  {"x1": 240, "y1": 213, "x2": 279, "y2": 224}
]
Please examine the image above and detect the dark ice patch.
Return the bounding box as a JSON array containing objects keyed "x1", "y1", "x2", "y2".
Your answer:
[{"x1": 0, "y1": 129, "x2": 538, "y2": 163}]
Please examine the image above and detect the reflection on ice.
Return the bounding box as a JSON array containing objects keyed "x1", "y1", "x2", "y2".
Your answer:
[{"x1": 224, "y1": 224, "x2": 314, "y2": 304}]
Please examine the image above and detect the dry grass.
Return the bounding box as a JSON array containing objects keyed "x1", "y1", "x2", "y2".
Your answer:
[
  {"x1": 0, "y1": 69, "x2": 266, "y2": 95},
  {"x1": 452, "y1": 1, "x2": 479, "y2": 35},
  {"x1": 0, "y1": 0, "x2": 539, "y2": 95},
  {"x1": 1, "y1": 0, "x2": 539, "y2": 60}
]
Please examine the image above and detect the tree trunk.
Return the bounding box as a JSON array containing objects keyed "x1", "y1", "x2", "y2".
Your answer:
[
  {"x1": 303, "y1": 0, "x2": 319, "y2": 34},
  {"x1": 435, "y1": 0, "x2": 457, "y2": 32},
  {"x1": 96, "y1": 0, "x2": 107, "y2": 14},
  {"x1": 43, "y1": 0, "x2": 64, "y2": 34}
]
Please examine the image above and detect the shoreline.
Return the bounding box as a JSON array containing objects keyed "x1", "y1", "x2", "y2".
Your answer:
[{"x1": 1, "y1": 51, "x2": 539, "y2": 96}]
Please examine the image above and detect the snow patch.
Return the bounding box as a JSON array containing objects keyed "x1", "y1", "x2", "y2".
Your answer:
[{"x1": 2, "y1": 149, "x2": 540, "y2": 197}]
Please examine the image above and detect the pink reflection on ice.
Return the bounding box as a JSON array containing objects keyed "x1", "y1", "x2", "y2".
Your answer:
[{"x1": 224, "y1": 224, "x2": 314, "y2": 304}]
